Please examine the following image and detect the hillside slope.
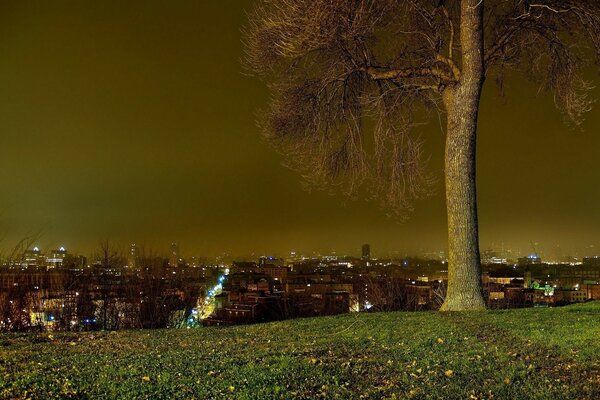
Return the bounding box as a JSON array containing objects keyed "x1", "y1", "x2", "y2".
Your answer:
[{"x1": 1, "y1": 302, "x2": 599, "y2": 399}]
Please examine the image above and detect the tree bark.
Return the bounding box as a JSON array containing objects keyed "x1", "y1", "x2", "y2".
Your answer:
[{"x1": 440, "y1": 0, "x2": 487, "y2": 311}]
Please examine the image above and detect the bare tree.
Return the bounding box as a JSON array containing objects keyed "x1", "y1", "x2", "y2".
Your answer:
[
  {"x1": 432, "y1": 280, "x2": 447, "y2": 310},
  {"x1": 244, "y1": 0, "x2": 600, "y2": 310},
  {"x1": 95, "y1": 240, "x2": 122, "y2": 330},
  {"x1": 0, "y1": 235, "x2": 44, "y2": 331}
]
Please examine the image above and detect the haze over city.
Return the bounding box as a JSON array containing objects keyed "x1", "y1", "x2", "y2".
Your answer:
[{"x1": 1, "y1": 0, "x2": 600, "y2": 258}]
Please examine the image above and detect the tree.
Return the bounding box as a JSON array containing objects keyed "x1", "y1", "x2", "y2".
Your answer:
[
  {"x1": 244, "y1": 0, "x2": 600, "y2": 310},
  {"x1": 95, "y1": 240, "x2": 122, "y2": 329}
]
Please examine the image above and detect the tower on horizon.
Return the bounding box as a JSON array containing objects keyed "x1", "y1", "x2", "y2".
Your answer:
[
  {"x1": 169, "y1": 243, "x2": 180, "y2": 267},
  {"x1": 362, "y1": 244, "x2": 371, "y2": 261},
  {"x1": 128, "y1": 243, "x2": 139, "y2": 268}
]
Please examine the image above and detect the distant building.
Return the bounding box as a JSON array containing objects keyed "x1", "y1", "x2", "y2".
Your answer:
[
  {"x1": 231, "y1": 261, "x2": 258, "y2": 272},
  {"x1": 22, "y1": 247, "x2": 43, "y2": 268},
  {"x1": 169, "y1": 243, "x2": 180, "y2": 267},
  {"x1": 553, "y1": 263, "x2": 600, "y2": 286},
  {"x1": 582, "y1": 283, "x2": 600, "y2": 300},
  {"x1": 518, "y1": 254, "x2": 542, "y2": 266},
  {"x1": 259, "y1": 256, "x2": 284, "y2": 267},
  {"x1": 285, "y1": 282, "x2": 353, "y2": 294},
  {"x1": 46, "y1": 247, "x2": 67, "y2": 269},
  {"x1": 259, "y1": 264, "x2": 289, "y2": 283},
  {"x1": 230, "y1": 261, "x2": 289, "y2": 284},
  {"x1": 481, "y1": 250, "x2": 507, "y2": 264},
  {"x1": 362, "y1": 244, "x2": 371, "y2": 261},
  {"x1": 583, "y1": 256, "x2": 600, "y2": 268},
  {"x1": 554, "y1": 289, "x2": 588, "y2": 304},
  {"x1": 128, "y1": 243, "x2": 139, "y2": 268}
]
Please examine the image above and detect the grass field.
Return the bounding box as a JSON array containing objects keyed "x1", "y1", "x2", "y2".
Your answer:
[{"x1": 1, "y1": 302, "x2": 599, "y2": 399}]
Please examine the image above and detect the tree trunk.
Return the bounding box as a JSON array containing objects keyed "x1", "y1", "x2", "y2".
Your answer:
[{"x1": 440, "y1": 0, "x2": 486, "y2": 311}]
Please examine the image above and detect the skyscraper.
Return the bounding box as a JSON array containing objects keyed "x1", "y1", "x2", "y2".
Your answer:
[
  {"x1": 22, "y1": 246, "x2": 42, "y2": 268},
  {"x1": 362, "y1": 244, "x2": 371, "y2": 261},
  {"x1": 128, "y1": 243, "x2": 139, "y2": 268},
  {"x1": 47, "y1": 247, "x2": 68, "y2": 269},
  {"x1": 169, "y1": 243, "x2": 180, "y2": 267}
]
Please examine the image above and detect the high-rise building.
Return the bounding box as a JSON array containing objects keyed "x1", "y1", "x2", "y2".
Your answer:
[
  {"x1": 22, "y1": 246, "x2": 42, "y2": 268},
  {"x1": 128, "y1": 243, "x2": 139, "y2": 268},
  {"x1": 169, "y1": 243, "x2": 180, "y2": 267},
  {"x1": 47, "y1": 247, "x2": 67, "y2": 269},
  {"x1": 362, "y1": 244, "x2": 371, "y2": 260}
]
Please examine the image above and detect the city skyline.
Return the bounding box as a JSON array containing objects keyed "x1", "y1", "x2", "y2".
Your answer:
[
  {"x1": 1, "y1": 0, "x2": 600, "y2": 257},
  {"x1": 3, "y1": 239, "x2": 600, "y2": 264}
]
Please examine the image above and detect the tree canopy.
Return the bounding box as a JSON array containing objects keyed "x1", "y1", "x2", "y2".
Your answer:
[{"x1": 244, "y1": 0, "x2": 600, "y2": 216}]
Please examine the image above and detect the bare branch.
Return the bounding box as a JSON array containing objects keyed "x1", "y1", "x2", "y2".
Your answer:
[
  {"x1": 485, "y1": 0, "x2": 600, "y2": 125},
  {"x1": 245, "y1": 0, "x2": 600, "y2": 215}
]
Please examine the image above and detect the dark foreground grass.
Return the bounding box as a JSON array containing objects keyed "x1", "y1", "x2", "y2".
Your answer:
[{"x1": 1, "y1": 302, "x2": 598, "y2": 399}]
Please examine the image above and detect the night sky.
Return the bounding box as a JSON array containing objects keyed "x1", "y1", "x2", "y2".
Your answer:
[{"x1": 1, "y1": 1, "x2": 599, "y2": 258}]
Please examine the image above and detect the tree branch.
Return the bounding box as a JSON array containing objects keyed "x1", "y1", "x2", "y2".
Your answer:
[{"x1": 365, "y1": 65, "x2": 456, "y2": 85}]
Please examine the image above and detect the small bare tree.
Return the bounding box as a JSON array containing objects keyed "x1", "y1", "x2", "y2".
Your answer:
[
  {"x1": 0, "y1": 235, "x2": 43, "y2": 331},
  {"x1": 95, "y1": 240, "x2": 122, "y2": 330},
  {"x1": 244, "y1": 0, "x2": 600, "y2": 310}
]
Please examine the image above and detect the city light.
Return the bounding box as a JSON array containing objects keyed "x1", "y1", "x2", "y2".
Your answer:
[{"x1": 187, "y1": 269, "x2": 230, "y2": 325}]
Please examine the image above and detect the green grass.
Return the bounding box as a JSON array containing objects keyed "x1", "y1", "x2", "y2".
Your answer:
[{"x1": 1, "y1": 302, "x2": 599, "y2": 399}]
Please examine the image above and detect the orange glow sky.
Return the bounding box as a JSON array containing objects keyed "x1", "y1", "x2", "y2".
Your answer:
[{"x1": 1, "y1": 1, "x2": 599, "y2": 259}]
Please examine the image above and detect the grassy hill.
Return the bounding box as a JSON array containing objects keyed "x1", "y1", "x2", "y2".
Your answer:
[{"x1": 1, "y1": 302, "x2": 599, "y2": 399}]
